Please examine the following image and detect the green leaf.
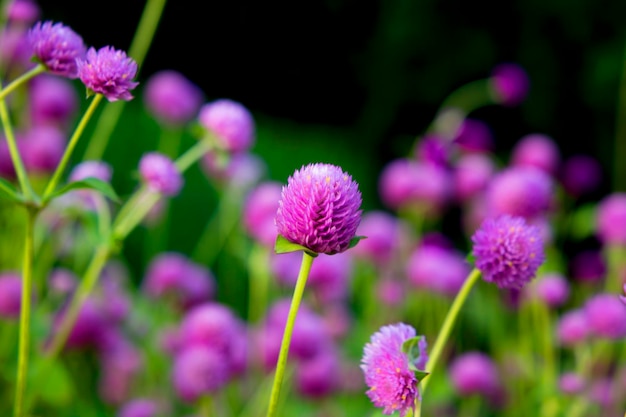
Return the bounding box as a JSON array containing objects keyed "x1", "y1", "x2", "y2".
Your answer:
[
  {"x1": 45, "y1": 178, "x2": 120, "y2": 203},
  {"x1": 0, "y1": 177, "x2": 23, "y2": 203},
  {"x1": 402, "y1": 335, "x2": 429, "y2": 382},
  {"x1": 28, "y1": 358, "x2": 74, "y2": 406},
  {"x1": 274, "y1": 234, "x2": 318, "y2": 257},
  {"x1": 348, "y1": 235, "x2": 367, "y2": 249}
]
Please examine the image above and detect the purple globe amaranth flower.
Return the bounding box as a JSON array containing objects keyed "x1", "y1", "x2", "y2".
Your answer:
[
  {"x1": 486, "y1": 166, "x2": 553, "y2": 220},
  {"x1": 139, "y1": 152, "x2": 183, "y2": 196},
  {"x1": 407, "y1": 243, "x2": 470, "y2": 297},
  {"x1": 6, "y1": 0, "x2": 40, "y2": 25},
  {"x1": 352, "y1": 211, "x2": 401, "y2": 265},
  {"x1": 243, "y1": 181, "x2": 282, "y2": 246},
  {"x1": 30, "y1": 74, "x2": 78, "y2": 128},
  {"x1": 296, "y1": 348, "x2": 340, "y2": 398},
  {"x1": 415, "y1": 133, "x2": 449, "y2": 168},
  {"x1": 21, "y1": 126, "x2": 66, "y2": 173},
  {"x1": 198, "y1": 99, "x2": 255, "y2": 153},
  {"x1": 173, "y1": 346, "x2": 230, "y2": 402},
  {"x1": 70, "y1": 160, "x2": 112, "y2": 183},
  {"x1": 490, "y1": 63, "x2": 530, "y2": 106},
  {"x1": 511, "y1": 133, "x2": 560, "y2": 176},
  {"x1": 28, "y1": 21, "x2": 86, "y2": 78},
  {"x1": 144, "y1": 70, "x2": 204, "y2": 126},
  {"x1": 453, "y1": 153, "x2": 495, "y2": 203},
  {"x1": 472, "y1": 215, "x2": 545, "y2": 289},
  {"x1": 361, "y1": 323, "x2": 427, "y2": 417},
  {"x1": 561, "y1": 155, "x2": 602, "y2": 197},
  {"x1": 559, "y1": 372, "x2": 585, "y2": 395},
  {"x1": 596, "y1": 193, "x2": 626, "y2": 245},
  {"x1": 557, "y1": 309, "x2": 589, "y2": 347},
  {"x1": 584, "y1": 293, "x2": 626, "y2": 339},
  {"x1": 98, "y1": 336, "x2": 143, "y2": 404},
  {"x1": 275, "y1": 163, "x2": 362, "y2": 255},
  {"x1": 528, "y1": 273, "x2": 570, "y2": 308},
  {"x1": 117, "y1": 398, "x2": 159, "y2": 417},
  {"x1": 449, "y1": 352, "x2": 501, "y2": 399},
  {"x1": 0, "y1": 273, "x2": 22, "y2": 319},
  {"x1": 453, "y1": 118, "x2": 494, "y2": 154},
  {"x1": 77, "y1": 46, "x2": 138, "y2": 102},
  {"x1": 570, "y1": 250, "x2": 606, "y2": 283}
]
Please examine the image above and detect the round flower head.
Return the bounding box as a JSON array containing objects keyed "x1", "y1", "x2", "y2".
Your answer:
[
  {"x1": 453, "y1": 118, "x2": 494, "y2": 154},
  {"x1": 139, "y1": 152, "x2": 183, "y2": 196},
  {"x1": 173, "y1": 346, "x2": 230, "y2": 403},
  {"x1": 6, "y1": 0, "x2": 40, "y2": 25},
  {"x1": 243, "y1": 181, "x2": 282, "y2": 246},
  {"x1": 471, "y1": 215, "x2": 545, "y2": 289},
  {"x1": 144, "y1": 70, "x2": 204, "y2": 126},
  {"x1": 296, "y1": 348, "x2": 340, "y2": 398},
  {"x1": 70, "y1": 160, "x2": 112, "y2": 183},
  {"x1": 0, "y1": 273, "x2": 22, "y2": 319},
  {"x1": 528, "y1": 273, "x2": 570, "y2": 308},
  {"x1": 415, "y1": 134, "x2": 449, "y2": 168},
  {"x1": 490, "y1": 63, "x2": 530, "y2": 106},
  {"x1": 511, "y1": 133, "x2": 560, "y2": 176},
  {"x1": 584, "y1": 293, "x2": 626, "y2": 339},
  {"x1": 559, "y1": 372, "x2": 585, "y2": 395},
  {"x1": 486, "y1": 166, "x2": 553, "y2": 219},
  {"x1": 406, "y1": 244, "x2": 470, "y2": 297},
  {"x1": 449, "y1": 352, "x2": 500, "y2": 398},
  {"x1": 77, "y1": 46, "x2": 138, "y2": 102},
  {"x1": 28, "y1": 21, "x2": 86, "y2": 78},
  {"x1": 21, "y1": 126, "x2": 66, "y2": 173},
  {"x1": 275, "y1": 163, "x2": 362, "y2": 255},
  {"x1": 198, "y1": 99, "x2": 255, "y2": 153},
  {"x1": 118, "y1": 398, "x2": 159, "y2": 417},
  {"x1": 596, "y1": 193, "x2": 626, "y2": 245},
  {"x1": 30, "y1": 75, "x2": 78, "y2": 127},
  {"x1": 557, "y1": 309, "x2": 589, "y2": 347},
  {"x1": 352, "y1": 211, "x2": 401, "y2": 265},
  {"x1": 361, "y1": 323, "x2": 427, "y2": 417}
]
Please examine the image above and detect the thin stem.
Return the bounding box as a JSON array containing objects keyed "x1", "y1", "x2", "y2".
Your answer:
[
  {"x1": 13, "y1": 208, "x2": 36, "y2": 417},
  {"x1": 421, "y1": 268, "x2": 482, "y2": 394},
  {"x1": 266, "y1": 252, "x2": 315, "y2": 417},
  {"x1": 176, "y1": 139, "x2": 213, "y2": 172},
  {"x1": 247, "y1": 244, "x2": 270, "y2": 323},
  {"x1": 42, "y1": 94, "x2": 104, "y2": 202},
  {"x1": 45, "y1": 244, "x2": 110, "y2": 359},
  {"x1": 112, "y1": 189, "x2": 160, "y2": 241},
  {"x1": 0, "y1": 81, "x2": 34, "y2": 200},
  {"x1": 0, "y1": 64, "x2": 46, "y2": 101},
  {"x1": 82, "y1": 0, "x2": 167, "y2": 160}
]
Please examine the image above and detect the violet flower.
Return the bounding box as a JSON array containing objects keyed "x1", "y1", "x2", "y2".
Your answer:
[
  {"x1": 172, "y1": 346, "x2": 230, "y2": 402},
  {"x1": 510, "y1": 133, "x2": 560, "y2": 176},
  {"x1": 471, "y1": 215, "x2": 545, "y2": 289},
  {"x1": 449, "y1": 352, "x2": 501, "y2": 399},
  {"x1": 361, "y1": 323, "x2": 428, "y2": 417},
  {"x1": 28, "y1": 20, "x2": 85, "y2": 78},
  {"x1": 490, "y1": 63, "x2": 530, "y2": 106},
  {"x1": 596, "y1": 193, "x2": 626, "y2": 245},
  {"x1": 77, "y1": 46, "x2": 138, "y2": 101},
  {"x1": 139, "y1": 152, "x2": 183, "y2": 196},
  {"x1": 276, "y1": 163, "x2": 362, "y2": 255},
  {"x1": 0, "y1": 273, "x2": 22, "y2": 319},
  {"x1": 144, "y1": 70, "x2": 203, "y2": 126},
  {"x1": 198, "y1": 99, "x2": 255, "y2": 153}
]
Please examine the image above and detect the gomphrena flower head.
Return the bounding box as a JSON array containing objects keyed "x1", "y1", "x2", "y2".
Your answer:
[
  {"x1": 198, "y1": 99, "x2": 255, "y2": 153},
  {"x1": 557, "y1": 309, "x2": 589, "y2": 347},
  {"x1": 453, "y1": 118, "x2": 494, "y2": 154},
  {"x1": 275, "y1": 163, "x2": 362, "y2": 255},
  {"x1": 406, "y1": 243, "x2": 470, "y2": 297},
  {"x1": 6, "y1": 0, "x2": 40, "y2": 25},
  {"x1": 449, "y1": 352, "x2": 501, "y2": 399},
  {"x1": 584, "y1": 293, "x2": 626, "y2": 340},
  {"x1": 471, "y1": 215, "x2": 545, "y2": 289},
  {"x1": 172, "y1": 346, "x2": 230, "y2": 402},
  {"x1": 0, "y1": 272, "x2": 22, "y2": 319},
  {"x1": 30, "y1": 75, "x2": 78, "y2": 128},
  {"x1": 139, "y1": 152, "x2": 183, "y2": 197},
  {"x1": 77, "y1": 46, "x2": 138, "y2": 102},
  {"x1": 243, "y1": 181, "x2": 283, "y2": 246},
  {"x1": 144, "y1": 70, "x2": 204, "y2": 126},
  {"x1": 596, "y1": 193, "x2": 626, "y2": 245},
  {"x1": 352, "y1": 211, "x2": 402, "y2": 266},
  {"x1": 453, "y1": 153, "x2": 495, "y2": 202},
  {"x1": 559, "y1": 372, "x2": 585, "y2": 395},
  {"x1": 117, "y1": 398, "x2": 159, "y2": 417},
  {"x1": 489, "y1": 63, "x2": 530, "y2": 106},
  {"x1": 528, "y1": 273, "x2": 570, "y2": 308},
  {"x1": 361, "y1": 323, "x2": 427, "y2": 417},
  {"x1": 511, "y1": 133, "x2": 560, "y2": 176},
  {"x1": 296, "y1": 347, "x2": 340, "y2": 398},
  {"x1": 28, "y1": 20, "x2": 85, "y2": 78}
]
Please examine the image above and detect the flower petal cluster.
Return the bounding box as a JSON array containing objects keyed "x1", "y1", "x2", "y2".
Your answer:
[
  {"x1": 471, "y1": 215, "x2": 545, "y2": 289},
  {"x1": 77, "y1": 46, "x2": 138, "y2": 101},
  {"x1": 275, "y1": 163, "x2": 362, "y2": 255},
  {"x1": 28, "y1": 20, "x2": 85, "y2": 78},
  {"x1": 198, "y1": 99, "x2": 255, "y2": 153},
  {"x1": 361, "y1": 323, "x2": 427, "y2": 417},
  {"x1": 144, "y1": 70, "x2": 203, "y2": 126},
  {"x1": 139, "y1": 152, "x2": 182, "y2": 197}
]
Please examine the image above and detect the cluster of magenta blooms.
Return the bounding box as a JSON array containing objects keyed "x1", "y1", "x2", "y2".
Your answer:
[{"x1": 1, "y1": 1, "x2": 626, "y2": 417}]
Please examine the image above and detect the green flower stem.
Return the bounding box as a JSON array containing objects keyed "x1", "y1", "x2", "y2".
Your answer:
[
  {"x1": 13, "y1": 208, "x2": 36, "y2": 417},
  {"x1": 532, "y1": 300, "x2": 556, "y2": 414},
  {"x1": 266, "y1": 251, "x2": 315, "y2": 417},
  {"x1": 247, "y1": 245, "x2": 271, "y2": 323},
  {"x1": 420, "y1": 268, "x2": 482, "y2": 394},
  {"x1": 42, "y1": 94, "x2": 104, "y2": 202},
  {"x1": 45, "y1": 244, "x2": 110, "y2": 359},
  {"x1": 112, "y1": 188, "x2": 160, "y2": 241},
  {"x1": 0, "y1": 82, "x2": 34, "y2": 201},
  {"x1": 175, "y1": 139, "x2": 213, "y2": 171},
  {"x1": 0, "y1": 64, "x2": 46, "y2": 102},
  {"x1": 82, "y1": 0, "x2": 167, "y2": 161},
  {"x1": 199, "y1": 395, "x2": 214, "y2": 417}
]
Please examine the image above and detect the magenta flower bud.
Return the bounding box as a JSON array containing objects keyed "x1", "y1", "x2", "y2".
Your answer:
[
  {"x1": 173, "y1": 346, "x2": 230, "y2": 402},
  {"x1": 144, "y1": 70, "x2": 203, "y2": 126},
  {"x1": 559, "y1": 372, "x2": 585, "y2": 395},
  {"x1": 118, "y1": 399, "x2": 159, "y2": 417},
  {"x1": 486, "y1": 166, "x2": 553, "y2": 219},
  {"x1": 407, "y1": 244, "x2": 470, "y2": 297},
  {"x1": 490, "y1": 63, "x2": 530, "y2": 106},
  {"x1": 243, "y1": 181, "x2": 282, "y2": 246},
  {"x1": 21, "y1": 126, "x2": 65, "y2": 173},
  {"x1": 415, "y1": 134, "x2": 449, "y2": 167},
  {"x1": 28, "y1": 21, "x2": 85, "y2": 78},
  {"x1": 6, "y1": 0, "x2": 40, "y2": 25},
  {"x1": 361, "y1": 323, "x2": 427, "y2": 417},
  {"x1": 472, "y1": 215, "x2": 545, "y2": 289},
  {"x1": 561, "y1": 155, "x2": 602, "y2": 197},
  {"x1": 378, "y1": 158, "x2": 451, "y2": 212},
  {"x1": 0, "y1": 273, "x2": 22, "y2": 319},
  {"x1": 557, "y1": 309, "x2": 589, "y2": 347},
  {"x1": 198, "y1": 99, "x2": 255, "y2": 153},
  {"x1": 276, "y1": 163, "x2": 362, "y2": 255},
  {"x1": 453, "y1": 153, "x2": 495, "y2": 202},
  {"x1": 530, "y1": 273, "x2": 570, "y2": 308},
  {"x1": 596, "y1": 193, "x2": 626, "y2": 245},
  {"x1": 449, "y1": 352, "x2": 500, "y2": 398},
  {"x1": 453, "y1": 118, "x2": 494, "y2": 154},
  {"x1": 511, "y1": 133, "x2": 560, "y2": 175},
  {"x1": 296, "y1": 348, "x2": 340, "y2": 398},
  {"x1": 30, "y1": 75, "x2": 78, "y2": 128},
  {"x1": 584, "y1": 293, "x2": 626, "y2": 339},
  {"x1": 53, "y1": 298, "x2": 110, "y2": 350},
  {"x1": 351, "y1": 211, "x2": 401, "y2": 265},
  {"x1": 77, "y1": 46, "x2": 138, "y2": 101},
  {"x1": 70, "y1": 160, "x2": 113, "y2": 183},
  {"x1": 99, "y1": 337, "x2": 143, "y2": 404},
  {"x1": 139, "y1": 152, "x2": 183, "y2": 196},
  {"x1": 570, "y1": 250, "x2": 606, "y2": 283}
]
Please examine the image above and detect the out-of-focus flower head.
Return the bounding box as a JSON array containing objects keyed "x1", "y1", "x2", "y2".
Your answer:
[
  {"x1": 489, "y1": 63, "x2": 530, "y2": 106},
  {"x1": 139, "y1": 152, "x2": 183, "y2": 197},
  {"x1": 560, "y1": 155, "x2": 602, "y2": 197},
  {"x1": 296, "y1": 347, "x2": 340, "y2": 398},
  {"x1": 0, "y1": 272, "x2": 22, "y2": 319},
  {"x1": 243, "y1": 181, "x2": 282, "y2": 247},
  {"x1": 172, "y1": 346, "x2": 230, "y2": 403},
  {"x1": 144, "y1": 70, "x2": 204, "y2": 126},
  {"x1": 77, "y1": 46, "x2": 138, "y2": 101},
  {"x1": 527, "y1": 273, "x2": 570, "y2": 308},
  {"x1": 28, "y1": 20, "x2": 86, "y2": 78},
  {"x1": 449, "y1": 352, "x2": 501, "y2": 399},
  {"x1": 584, "y1": 293, "x2": 626, "y2": 340},
  {"x1": 453, "y1": 118, "x2": 494, "y2": 154},
  {"x1": 453, "y1": 153, "x2": 495, "y2": 203},
  {"x1": 117, "y1": 398, "x2": 160, "y2": 417},
  {"x1": 415, "y1": 133, "x2": 450, "y2": 168},
  {"x1": 596, "y1": 193, "x2": 626, "y2": 245},
  {"x1": 406, "y1": 243, "x2": 470, "y2": 297},
  {"x1": 511, "y1": 133, "x2": 560, "y2": 176},
  {"x1": 29, "y1": 74, "x2": 78, "y2": 128},
  {"x1": 6, "y1": 0, "x2": 40, "y2": 25},
  {"x1": 21, "y1": 126, "x2": 66, "y2": 174},
  {"x1": 351, "y1": 211, "x2": 402, "y2": 266},
  {"x1": 198, "y1": 99, "x2": 255, "y2": 153},
  {"x1": 557, "y1": 309, "x2": 589, "y2": 347}
]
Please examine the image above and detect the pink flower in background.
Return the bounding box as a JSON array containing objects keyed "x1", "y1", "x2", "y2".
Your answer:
[{"x1": 28, "y1": 20, "x2": 85, "y2": 78}]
